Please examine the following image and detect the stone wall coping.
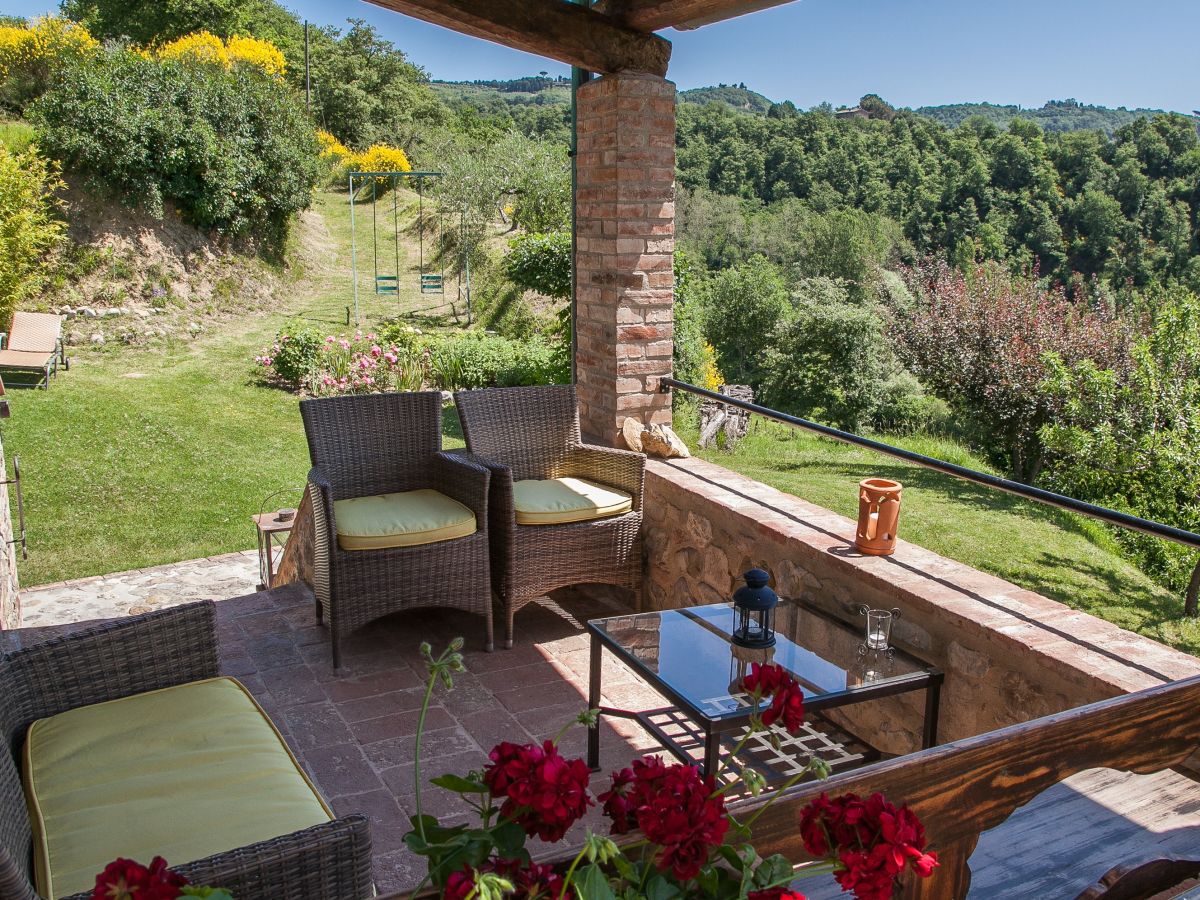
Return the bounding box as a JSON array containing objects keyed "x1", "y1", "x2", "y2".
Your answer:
[{"x1": 645, "y1": 457, "x2": 1200, "y2": 695}]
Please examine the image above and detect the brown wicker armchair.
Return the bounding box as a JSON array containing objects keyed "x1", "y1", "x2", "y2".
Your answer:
[
  {"x1": 0, "y1": 602, "x2": 372, "y2": 900},
  {"x1": 454, "y1": 385, "x2": 644, "y2": 648},
  {"x1": 300, "y1": 391, "x2": 493, "y2": 666}
]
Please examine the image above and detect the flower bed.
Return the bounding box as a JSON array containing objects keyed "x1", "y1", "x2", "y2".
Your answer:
[{"x1": 254, "y1": 321, "x2": 568, "y2": 396}]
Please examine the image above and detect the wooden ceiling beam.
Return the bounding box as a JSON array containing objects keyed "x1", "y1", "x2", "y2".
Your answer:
[
  {"x1": 365, "y1": 0, "x2": 671, "y2": 75},
  {"x1": 597, "y1": 0, "x2": 795, "y2": 32}
]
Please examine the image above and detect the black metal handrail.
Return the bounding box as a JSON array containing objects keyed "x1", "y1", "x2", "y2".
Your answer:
[{"x1": 659, "y1": 376, "x2": 1200, "y2": 550}]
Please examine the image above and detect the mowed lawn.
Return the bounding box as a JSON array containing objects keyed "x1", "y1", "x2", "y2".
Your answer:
[
  {"x1": 677, "y1": 420, "x2": 1200, "y2": 656},
  {"x1": 2, "y1": 189, "x2": 463, "y2": 586}
]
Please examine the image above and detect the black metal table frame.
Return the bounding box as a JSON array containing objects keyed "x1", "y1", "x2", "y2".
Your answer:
[{"x1": 586, "y1": 612, "x2": 944, "y2": 778}]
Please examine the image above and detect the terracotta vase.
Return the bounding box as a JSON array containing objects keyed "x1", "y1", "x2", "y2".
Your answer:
[{"x1": 854, "y1": 478, "x2": 903, "y2": 556}]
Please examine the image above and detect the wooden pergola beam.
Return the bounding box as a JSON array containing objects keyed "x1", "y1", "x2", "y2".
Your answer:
[
  {"x1": 365, "y1": 0, "x2": 671, "y2": 75},
  {"x1": 598, "y1": 0, "x2": 795, "y2": 32}
]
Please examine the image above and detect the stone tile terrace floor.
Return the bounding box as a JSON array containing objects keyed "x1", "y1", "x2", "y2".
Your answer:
[{"x1": 9, "y1": 554, "x2": 1200, "y2": 898}]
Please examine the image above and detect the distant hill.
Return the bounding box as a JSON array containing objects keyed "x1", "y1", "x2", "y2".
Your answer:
[
  {"x1": 914, "y1": 99, "x2": 1196, "y2": 136},
  {"x1": 679, "y1": 84, "x2": 774, "y2": 114},
  {"x1": 430, "y1": 77, "x2": 571, "y2": 107}
]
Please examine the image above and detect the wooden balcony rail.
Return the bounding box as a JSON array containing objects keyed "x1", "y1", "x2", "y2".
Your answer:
[{"x1": 381, "y1": 673, "x2": 1200, "y2": 899}]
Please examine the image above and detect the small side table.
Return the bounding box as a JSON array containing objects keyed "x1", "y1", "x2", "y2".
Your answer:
[{"x1": 253, "y1": 512, "x2": 295, "y2": 591}]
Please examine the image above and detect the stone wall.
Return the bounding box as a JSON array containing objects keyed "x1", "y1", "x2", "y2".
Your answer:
[
  {"x1": 0, "y1": 431, "x2": 20, "y2": 629},
  {"x1": 643, "y1": 457, "x2": 1200, "y2": 753},
  {"x1": 574, "y1": 73, "x2": 675, "y2": 444}
]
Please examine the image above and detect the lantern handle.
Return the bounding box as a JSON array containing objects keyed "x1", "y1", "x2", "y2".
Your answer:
[{"x1": 857, "y1": 605, "x2": 902, "y2": 619}]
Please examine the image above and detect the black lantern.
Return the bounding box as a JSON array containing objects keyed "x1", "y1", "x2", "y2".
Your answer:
[{"x1": 732, "y1": 568, "x2": 777, "y2": 648}]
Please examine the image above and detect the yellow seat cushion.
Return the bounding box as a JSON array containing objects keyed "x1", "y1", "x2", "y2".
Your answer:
[
  {"x1": 23, "y1": 677, "x2": 332, "y2": 900},
  {"x1": 513, "y1": 477, "x2": 633, "y2": 525},
  {"x1": 334, "y1": 489, "x2": 476, "y2": 550}
]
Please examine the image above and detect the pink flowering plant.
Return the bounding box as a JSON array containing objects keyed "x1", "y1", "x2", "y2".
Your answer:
[
  {"x1": 255, "y1": 324, "x2": 424, "y2": 396},
  {"x1": 406, "y1": 641, "x2": 938, "y2": 899}
]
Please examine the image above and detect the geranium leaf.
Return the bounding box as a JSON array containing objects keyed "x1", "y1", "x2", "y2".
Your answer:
[
  {"x1": 577, "y1": 863, "x2": 618, "y2": 900},
  {"x1": 644, "y1": 874, "x2": 683, "y2": 900},
  {"x1": 752, "y1": 855, "x2": 794, "y2": 888},
  {"x1": 430, "y1": 773, "x2": 488, "y2": 793},
  {"x1": 717, "y1": 845, "x2": 745, "y2": 870},
  {"x1": 490, "y1": 820, "x2": 527, "y2": 856}
]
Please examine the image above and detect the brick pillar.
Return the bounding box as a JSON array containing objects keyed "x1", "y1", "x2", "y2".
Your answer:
[{"x1": 574, "y1": 72, "x2": 675, "y2": 445}]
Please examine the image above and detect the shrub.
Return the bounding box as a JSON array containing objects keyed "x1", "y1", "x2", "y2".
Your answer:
[
  {"x1": 258, "y1": 320, "x2": 322, "y2": 387},
  {"x1": 760, "y1": 276, "x2": 894, "y2": 431},
  {"x1": 225, "y1": 35, "x2": 286, "y2": 77},
  {"x1": 1040, "y1": 286, "x2": 1200, "y2": 597},
  {"x1": 892, "y1": 259, "x2": 1133, "y2": 481},
  {"x1": 154, "y1": 32, "x2": 286, "y2": 78},
  {"x1": 503, "y1": 231, "x2": 570, "y2": 300},
  {"x1": 357, "y1": 143, "x2": 411, "y2": 175},
  {"x1": 0, "y1": 16, "x2": 97, "y2": 112},
  {"x1": 424, "y1": 332, "x2": 568, "y2": 390},
  {"x1": 31, "y1": 45, "x2": 320, "y2": 246},
  {"x1": 0, "y1": 144, "x2": 63, "y2": 329},
  {"x1": 696, "y1": 254, "x2": 789, "y2": 387}
]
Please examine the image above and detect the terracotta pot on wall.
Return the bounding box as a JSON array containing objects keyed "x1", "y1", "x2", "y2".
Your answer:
[{"x1": 854, "y1": 478, "x2": 903, "y2": 556}]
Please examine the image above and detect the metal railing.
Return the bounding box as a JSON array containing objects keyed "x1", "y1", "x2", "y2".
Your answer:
[{"x1": 659, "y1": 377, "x2": 1200, "y2": 551}]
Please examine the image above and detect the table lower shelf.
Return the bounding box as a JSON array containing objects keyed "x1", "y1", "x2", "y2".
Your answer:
[{"x1": 603, "y1": 704, "x2": 881, "y2": 789}]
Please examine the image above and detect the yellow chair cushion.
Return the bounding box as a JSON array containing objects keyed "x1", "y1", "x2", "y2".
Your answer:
[
  {"x1": 334, "y1": 489, "x2": 476, "y2": 550},
  {"x1": 23, "y1": 677, "x2": 332, "y2": 900},
  {"x1": 513, "y1": 477, "x2": 633, "y2": 525}
]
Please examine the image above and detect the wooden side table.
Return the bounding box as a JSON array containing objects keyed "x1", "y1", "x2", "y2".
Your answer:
[{"x1": 253, "y1": 512, "x2": 295, "y2": 591}]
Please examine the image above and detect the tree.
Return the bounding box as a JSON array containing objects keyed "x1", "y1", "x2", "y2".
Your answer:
[
  {"x1": 0, "y1": 145, "x2": 63, "y2": 328},
  {"x1": 892, "y1": 260, "x2": 1131, "y2": 481},
  {"x1": 696, "y1": 254, "x2": 789, "y2": 387},
  {"x1": 1040, "y1": 286, "x2": 1200, "y2": 612}
]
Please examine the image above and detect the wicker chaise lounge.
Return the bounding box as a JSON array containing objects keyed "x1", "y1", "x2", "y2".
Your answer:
[
  {"x1": 454, "y1": 385, "x2": 645, "y2": 648},
  {"x1": 0, "y1": 312, "x2": 68, "y2": 390},
  {"x1": 300, "y1": 391, "x2": 493, "y2": 666},
  {"x1": 0, "y1": 602, "x2": 372, "y2": 900}
]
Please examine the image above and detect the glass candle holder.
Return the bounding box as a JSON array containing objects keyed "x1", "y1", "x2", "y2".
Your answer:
[{"x1": 859, "y1": 606, "x2": 900, "y2": 651}]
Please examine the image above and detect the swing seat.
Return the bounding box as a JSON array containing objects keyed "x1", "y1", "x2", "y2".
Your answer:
[
  {"x1": 376, "y1": 275, "x2": 399, "y2": 295},
  {"x1": 420, "y1": 274, "x2": 444, "y2": 294}
]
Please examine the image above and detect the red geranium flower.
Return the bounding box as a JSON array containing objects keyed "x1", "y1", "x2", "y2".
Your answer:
[
  {"x1": 491, "y1": 857, "x2": 573, "y2": 899},
  {"x1": 92, "y1": 857, "x2": 187, "y2": 900},
  {"x1": 741, "y1": 664, "x2": 806, "y2": 735},
  {"x1": 443, "y1": 868, "x2": 476, "y2": 900},
  {"x1": 798, "y1": 792, "x2": 938, "y2": 900},
  {"x1": 747, "y1": 890, "x2": 807, "y2": 900},
  {"x1": 483, "y1": 739, "x2": 593, "y2": 842},
  {"x1": 599, "y1": 756, "x2": 729, "y2": 881}
]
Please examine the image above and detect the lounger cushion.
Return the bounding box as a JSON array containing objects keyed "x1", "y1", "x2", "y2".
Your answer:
[
  {"x1": 334, "y1": 488, "x2": 476, "y2": 550},
  {"x1": 0, "y1": 349, "x2": 52, "y2": 369},
  {"x1": 7, "y1": 311, "x2": 61, "y2": 352},
  {"x1": 513, "y1": 477, "x2": 633, "y2": 525},
  {"x1": 23, "y1": 677, "x2": 332, "y2": 899}
]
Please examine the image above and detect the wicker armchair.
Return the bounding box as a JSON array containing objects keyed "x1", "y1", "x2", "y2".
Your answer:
[
  {"x1": 454, "y1": 385, "x2": 644, "y2": 648},
  {"x1": 300, "y1": 391, "x2": 493, "y2": 666},
  {"x1": 0, "y1": 602, "x2": 372, "y2": 900}
]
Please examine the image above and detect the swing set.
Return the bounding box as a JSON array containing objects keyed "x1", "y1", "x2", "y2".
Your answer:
[{"x1": 347, "y1": 169, "x2": 455, "y2": 323}]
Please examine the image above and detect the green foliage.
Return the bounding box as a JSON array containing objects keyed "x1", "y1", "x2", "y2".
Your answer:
[
  {"x1": 671, "y1": 251, "x2": 711, "y2": 390},
  {"x1": 59, "y1": 1, "x2": 448, "y2": 150},
  {"x1": 676, "y1": 100, "x2": 1200, "y2": 295},
  {"x1": 0, "y1": 121, "x2": 33, "y2": 152},
  {"x1": 679, "y1": 83, "x2": 774, "y2": 115},
  {"x1": 502, "y1": 231, "x2": 570, "y2": 300},
  {"x1": 759, "y1": 276, "x2": 920, "y2": 431},
  {"x1": 31, "y1": 46, "x2": 319, "y2": 245},
  {"x1": 696, "y1": 254, "x2": 789, "y2": 386},
  {"x1": 1041, "y1": 286, "x2": 1200, "y2": 592},
  {"x1": 917, "y1": 98, "x2": 1197, "y2": 136},
  {"x1": 424, "y1": 332, "x2": 568, "y2": 390},
  {"x1": 0, "y1": 144, "x2": 62, "y2": 329},
  {"x1": 263, "y1": 319, "x2": 322, "y2": 386},
  {"x1": 794, "y1": 208, "x2": 906, "y2": 301}
]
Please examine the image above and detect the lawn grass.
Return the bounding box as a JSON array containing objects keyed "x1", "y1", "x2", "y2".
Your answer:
[
  {"x1": 676, "y1": 418, "x2": 1200, "y2": 656},
  {"x1": 3, "y1": 188, "x2": 463, "y2": 586}
]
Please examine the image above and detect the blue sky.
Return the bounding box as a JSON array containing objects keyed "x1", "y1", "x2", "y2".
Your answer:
[{"x1": 3, "y1": 0, "x2": 1197, "y2": 113}]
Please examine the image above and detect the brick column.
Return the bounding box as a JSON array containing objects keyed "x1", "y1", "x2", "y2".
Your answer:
[{"x1": 574, "y1": 72, "x2": 675, "y2": 445}]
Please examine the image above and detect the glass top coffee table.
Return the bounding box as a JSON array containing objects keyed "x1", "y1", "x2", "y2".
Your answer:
[{"x1": 586, "y1": 599, "x2": 943, "y2": 781}]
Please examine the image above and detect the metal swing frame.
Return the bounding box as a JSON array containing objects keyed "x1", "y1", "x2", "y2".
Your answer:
[{"x1": 347, "y1": 169, "x2": 444, "y2": 324}]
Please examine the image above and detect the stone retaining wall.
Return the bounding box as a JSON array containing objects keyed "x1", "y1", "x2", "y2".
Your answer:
[
  {"x1": 642, "y1": 457, "x2": 1200, "y2": 753},
  {"x1": 0, "y1": 431, "x2": 19, "y2": 629}
]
